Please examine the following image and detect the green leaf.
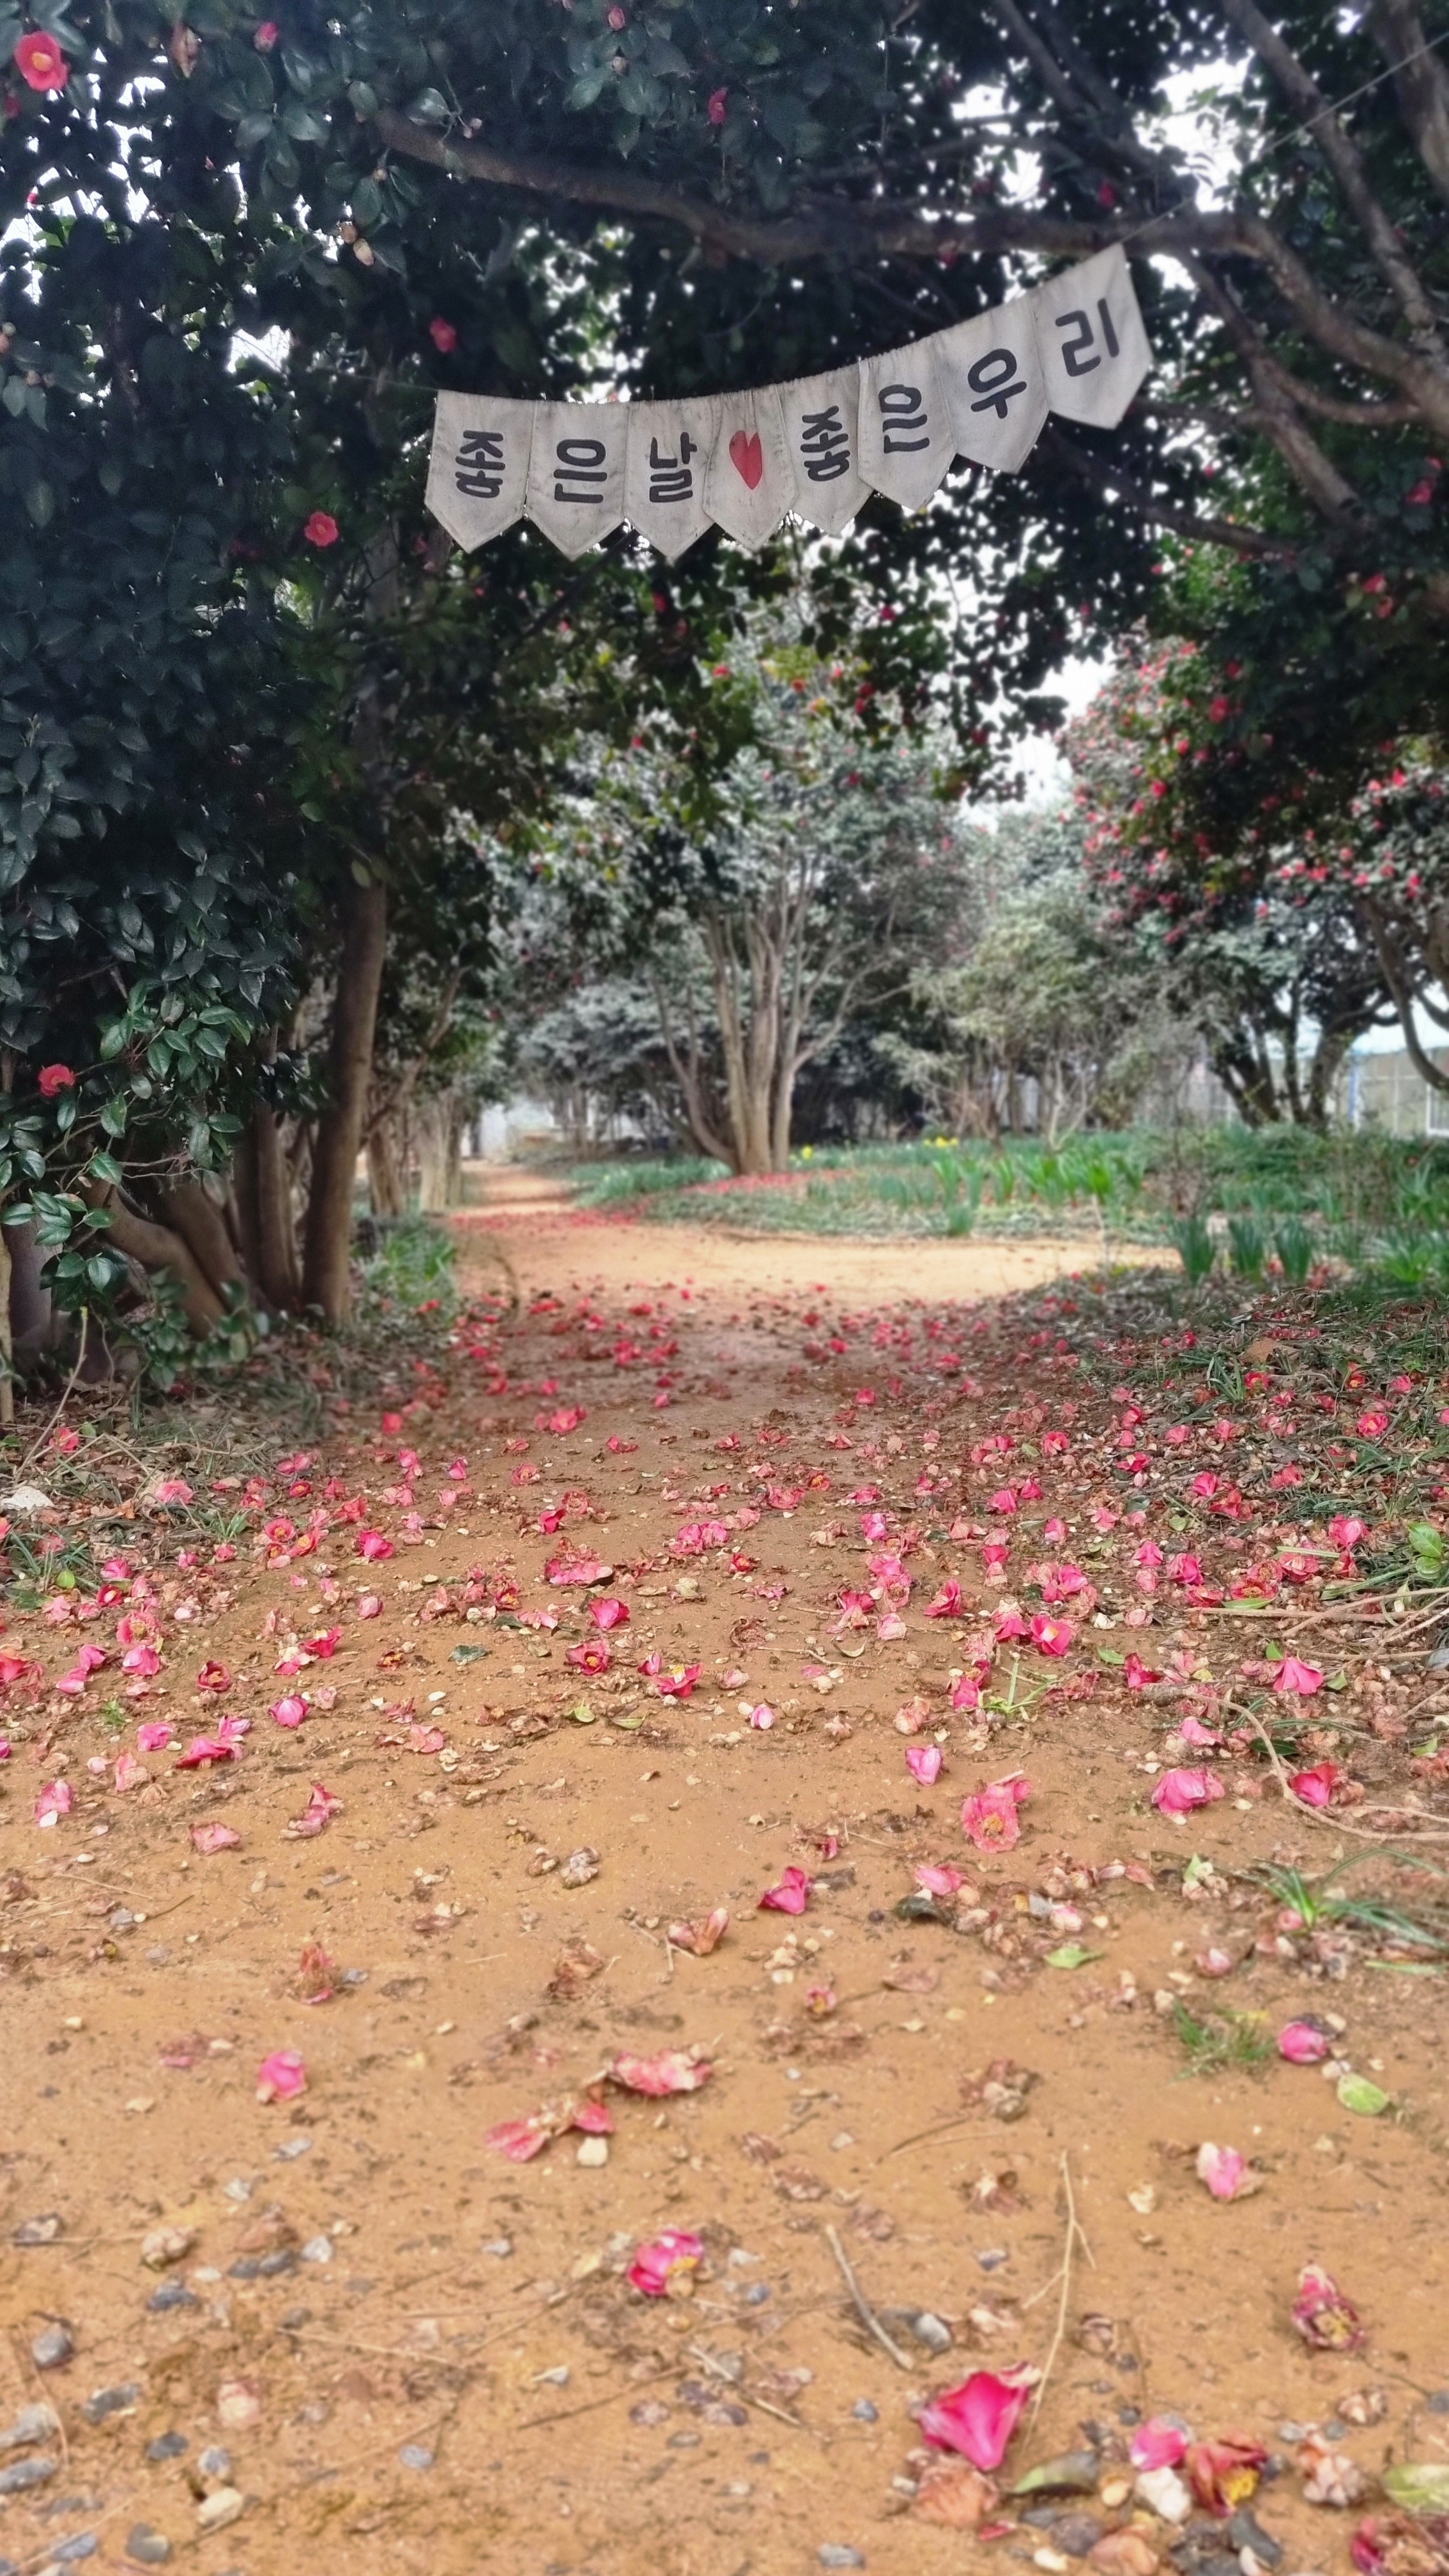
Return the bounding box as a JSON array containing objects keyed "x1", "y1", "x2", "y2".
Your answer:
[
  {"x1": 1045, "y1": 1942, "x2": 1101, "y2": 1970},
  {"x1": 1336, "y1": 2072, "x2": 1392, "y2": 2117},
  {"x1": 567, "y1": 1698, "x2": 597, "y2": 1724},
  {"x1": 450, "y1": 1643, "x2": 488, "y2": 1664},
  {"x1": 1383, "y1": 2467, "x2": 1449, "y2": 2514},
  {"x1": 24, "y1": 481, "x2": 56, "y2": 530}
]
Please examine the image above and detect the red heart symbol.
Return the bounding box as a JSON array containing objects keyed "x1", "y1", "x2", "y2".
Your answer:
[{"x1": 728, "y1": 429, "x2": 764, "y2": 490}]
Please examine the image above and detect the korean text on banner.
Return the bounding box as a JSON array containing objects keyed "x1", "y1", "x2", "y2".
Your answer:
[
  {"x1": 624, "y1": 399, "x2": 719, "y2": 559},
  {"x1": 1031, "y1": 245, "x2": 1153, "y2": 429},
  {"x1": 425, "y1": 392, "x2": 535, "y2": 549},
  {"x1": 526, "y1": 401, "x2": 629, "y2": 556}
]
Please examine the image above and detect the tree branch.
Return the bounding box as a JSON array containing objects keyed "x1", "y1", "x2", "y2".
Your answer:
[
  {"x1": 1220, "y1": 0, "x2": 1449, "y2": 364},
  {"x1": 1368, "y1": 0, "x2": 1449, "y2": 208},
  {"x1": 1034, "y1": 424, "x2": 1295, "y2": 556}
]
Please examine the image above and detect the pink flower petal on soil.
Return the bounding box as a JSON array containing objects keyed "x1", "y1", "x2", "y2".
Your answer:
[
  {"x1": 34, "y1": 1779, "x2": 73, "y2": 1827},
  {"x1": 1131, "y1": 2418, "x2": 1190, "y2": 2471},
  {"x1": 914, "y1": 1864, "x2": 965, "y2": 1896},
  {"x1": 627, "y1": 2228, "x2": 703, "y2": 2297},
  {"x1": 906, "y1": 1744, "x2": 943, "y2": 1785},
  {"x1": 918, "y1": 2368, "x2": 1034, "y2": 2471},
  {"x1": 1273, "y1": 1655, "x2": 1323, "y2": 1696},
  {"x1": 1151, "y1": 1767, "x2": 1225, "y2": 1816},
  {"x1": 1278, "y1": 2019, "x2": 1330, "y2": 2064},
  {"x1": 136, "y1": 1721, "x2": 173, "y2": 1752},
  {"x1": 610, "y1": 2050, "x2": 712, "y2": 2096},
  {"x1": 255, "y1": 2049, "x2": 307, "y2": 2103},
  {"x1": 191, "y1": 1821, "x2": 242, "y2": 1854},
  {"x1": 758, "y1": 1864, "x2": 812, "y2": 1914},
  {"x1": 270, "y1": 1693, "x2": 309, "y2": 1729},
  {"x1": 1196, "y1": 2140, "x2": 1250, "y2": 2200}
]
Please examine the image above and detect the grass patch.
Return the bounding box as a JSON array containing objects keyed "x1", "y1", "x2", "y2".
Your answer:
[{"x1": 1170, "y1": 2002, "x2": 1273, "y2": 2078}]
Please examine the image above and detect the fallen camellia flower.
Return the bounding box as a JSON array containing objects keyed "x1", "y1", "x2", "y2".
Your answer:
[
  {"x1": 174, "y1": 1734, "x2": 237, "y2": 1769},
  {"x1": 135, "y1": 1721, "x2": 173, "y2": 1752},
  {"x1": 915, "y1": 1863, "x2": 967, "y2": 1897},
  {"x1": 627, "y1": 2227, "x2": 703, "y2": 2297},
  {"x1": 667, "y1": 1906, "x2": 728, "y2": 1955},
  {"x1": 610, "y1": 2048, "x2": 712, "y2": 2096},
  {"x1": 255, "y1": 2050, "x2": 307, "y2": 2103},
  {"x1": 356, "y1": 1529, "x2": 394, "y2": 1561},
  {"x1": 285, "y1": 1782, "x2": 343, "y2": 1839},
  {"x1": 912, "y1": 2459, "x2": 1000, "y2": 2527},
  {"x1": 588, "y1": 1594, "x2": 629, "y2": 1630},
  {"x1": 196, "y1": 1660, "x2": 231, "y2": 1691},
  {"x1": 270, "y1": 1692, "x2": 309, "y2": 1729},
  {"x1": 907, "y1": 1744, "x2": 944, "y2": 1786},
  {"x1": 1273, "y1": 1653, "x2": 1324, "y2": 1696},
  {"x1": 190, "y1": 1821, "x2": 241, "y2": 1855},
  {"x1": 759, "y1": 1864, "x2": 813, "y2": 1914},
  {"x1": 1130, "y1": 2418, "x2": 1190, "y2": 2471},
  {"x1": 1297, "y1": 2428, "x2": 1367, "y2": 2507},
  {"x1": 917, "y1": 2366, "x2": 1036, "y2": 2471},
  {"x1": 1195, "y1": 2141, "x2": 1259, "y2": 2201},
  {"x1": 1351, "y1": 2510, "x2": 1449, "y2": 2576},
  {"x1": 34, "y1": 1780, "x2": 73, "y2": 1828},
  {"x1": 1151, "y1": 1767, "x2": 1225, "y2": 1817},
  {"x1": 961, "y1": 1775, "x2": 1031, "y2": 1853},
  {"x1": 486, "y1": 2096, "x2": 613, "y2": 2162},
  {"x1": 1030, "y1": 1613, "x2": 1074, "y2": 1656},
  {"x1": 1185, "y1": 2432, "x2": 1268, "y2": 2517},
  {"x1": 1289, "y1": 1759, "x2": 1342, "y2": 1807},
  {"x1": 1278, "y1": 2018, "x2": 1331, "y2": 2064},
  {"x1": 1292, "y1": 2261, "x2": 1364, "y2": 2352}
]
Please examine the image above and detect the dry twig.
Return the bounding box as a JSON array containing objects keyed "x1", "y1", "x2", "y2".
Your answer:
[{"x1": 824, "y1": 2222, "x2": 914, "y2": 2372}]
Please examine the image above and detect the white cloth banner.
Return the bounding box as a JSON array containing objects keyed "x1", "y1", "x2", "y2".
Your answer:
[
  {"x1": 1029, "y1": 244, "x2": 1153, "y2": 429},
  {"x1": 624, "y1": 398, "x2": 719, "y2": 560},
  {"x1": 701, "y1": 385, "x2": 791, "y2": 550},
  {"x1": 425, "y1": 249, "x2": 1153, "y2": 557},
  {"x1": 933, "y1": 298, "x2": 1047, "y2": 475},
  {"x1": 856, "y1": 336, "x2": 954, "y2": 514},
  {"x1": 778, "y1": 365, "x2": 869, "y2": 535},
  {"x1": 526, "y1": 400, "x2": 630, "y2": 557},
  {"x1": 425, "y1": 392, "x2": 534, "y2": 549}
]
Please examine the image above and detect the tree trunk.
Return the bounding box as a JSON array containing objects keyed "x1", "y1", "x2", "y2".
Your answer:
[
  {"x1": 96, "y1": 1191, "x2": 228, "y2": 1333},
  {"x1": 417, "y1": 1094, "x2": 463, "y2": 1212},
  {"x1": 367, "y1": 1108, "x2": 410, "y2": 1218},
  {"x1": 156, "y1": 1179, "x2": 247, "y2": 1303},
  {"x1": 302, "y1": 875, "x2": 388, "y2": 1322},
  {"x1": 8, "y1": 1218, "x2": 53, "y2": 1370},
  {"x1": 0, "y1": 1223, "x2": 12, "y2": 1427}
]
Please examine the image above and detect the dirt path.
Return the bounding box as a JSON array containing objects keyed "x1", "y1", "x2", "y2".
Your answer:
[{"x1": 0, "y1": 1215, "x2": 1444, "y2": 2576}]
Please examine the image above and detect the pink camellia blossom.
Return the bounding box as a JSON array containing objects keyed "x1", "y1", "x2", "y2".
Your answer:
[
  {"x1": 1273, "y1": 1654, "x2": 1323, "y2": 1696},
  {"x1": 285, "y1": 1781, "x2": 343, "y2": 1839},
  {"x1": 1167, "y1": 1552, "x2": 1204, "y2": 1585},
  {"x1": 1151, "y1": 1767, "x2": 1225, "y2": 1816},
  {"x1": 907, "y1": 1744, "x2": 943, "y2": 1786},
  {"x1": 356, "y1": 1591, "x2": 383, "y2": 1618},
  {"x1": 628, "y1": 2228, "x2": 704, "y2": 2297},
  {"x1": 1186, "y1": 2434, "x2": 1268, "y2": 2517},
  {"x1": 1328, "y1": 1515, "x2": 1367, "y2": 1551},
  {"x1": 566, "y1": 1638, "x2": 611, "y2": 1674},
  {"x1": 949, "y1": 1672, "x2": 982, "y2": 1710},
  {"x1": 918, "y1": 2367, "x2": 1035, "y2": 2470},
  {"x1": 588, "y1": 1594, "x2": 629, "y2": 1630},
  {"x1": 758, "y1": 1864, "x2": 812, "y2": 1914},
  {"x1": 747, "y1": 1701, "x2": 775, "y2": 1729},
  {"x1": 428, "y1": 316, "x2": 457, "y2": 353},
  {"x1": 1292, "y1": 2262, "x2": 1364, "y2": 2352},
  {"x1": 1278, "y1": 2018, "x2": 1331, "y2": 2064},
  {"x1": 196, "y1": 1659, "x2": 231, "y2": 1690},
  {"x1": 37, "y1": 1061, "x2": 75, "y2": 1096},
  {"x1": 191, "y1": 1820, "x2": 241, "y2": 1854},
  {"x1": 1130, "y1": 2418, "x2": 1190, "y2": 2472},
  {"x1": 121, "y1": 1642, "x2": 161, "y2": 1675},
  {"x1": 986, "y1": 1485, "x2": 1018, "y2": 1515},
  {"x1": 877, "y1": 1609, "x2": 908, "y2": 1640},
  {"x1": 1030, "y1": 1613, "x2": 1073, "y2": 1656},
  {"x1": 254, "y1": 18, "x2": 279, "y2": 47},
  {"x1": 303, "y1": 510, "x2": 339, "y2": 547},
  {"x1": 915, "y1": 1862, "x2": 965, "y2": 1897},
  {"x1": 1196, "y1": 2140, "x2": 1251, "y2": 2200},
  {"x1": 34, "y1": 1779, "x2": 73, "y2": 1827},
  {"x1": 610, "y1": 2049, "x2": 711, "y2": 2096},
  {"x1": 960, "y1": 1775, "x2": 1030, "y2": 1853},
  {"x1": 112, "y1": 1750, "x2": 148, "y2": 1793},
  {"x1": 1289, "y1": 1759, "x2": 1341, "y2": 1808},
  {"x1": 707, "y1": 84, "x2": 728, "y2": 123},
  {"x1": 924, "y1": 1580, "x2": 963, "y2": 1618},
  {"x1": 136, "y1": 1721, "x2": 173, "y2": 1752},
  {"x1": 256, "y1": 2049, "x2": 307, "y2": 2103},
  {"x1": 270, "y1": 1693, "x2": 309, "y2": 1729},
  {"x1": 14, "y1": 29, "x2": 68, "y2": 88},
  {"x1": 1177, "y1": 1712, "x2": 1223, "y2": 1747},
  {"x1": 1356, "y1": 1407, "x2": 1389, "y2": 1439},
  {"x1": 174, "y1": 1733, "x2": 236, "y2": 1768},
  {"x1": 651, "y1": 1661, "x2": 701, "y2": 1699},
  {"x1": 356, "y1": 1529, "x2": 394, "y2": 1561},
  {"x1": 154, "y1": 1476, "x2": 193, "y2": 1505},
  {"x1": 546, "y1": 1551, "x2": 610, "y2": 1585}
]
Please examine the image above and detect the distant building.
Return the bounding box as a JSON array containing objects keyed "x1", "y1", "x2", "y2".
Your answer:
[{"x1": 1345, "y1": 1044, "x2": 1449, "y2": 1136}]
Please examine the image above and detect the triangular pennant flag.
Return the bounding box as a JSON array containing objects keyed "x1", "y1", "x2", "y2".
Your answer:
[
  {"x1": 425, "y1": 392, "x2": 535, "y2": 549},
  {"x1": 526, "y1": 401, "x2": 629, "y2": 556},
  {"x1": 934, "y1": 300, "x2": 1048, "y2": 475},
  {"x1": 1031, "y1": 245, "x2": 1153, "y2": 429},
  {"x1": 624, "y1": 399, "x2": 718, "y2": 559},
  {"x1": 857, "y1": 337, "x2": 954, "y2": 512},
  {"x1": 702, "y1": 387, "x2": 790, "y2": 550},
  {"x1": 778, "y1": 365, "x2": 869, "y2": 536}
]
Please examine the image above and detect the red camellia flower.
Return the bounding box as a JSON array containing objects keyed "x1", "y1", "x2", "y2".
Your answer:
[
  {"x1": 14, "y1": 30, "x2": 68, "y2": 90},
  {"x1": 707, "y1": 85, "x2": 728, "y2": 124},
  {"x1": 428, "y1": 317, "x2": 457, "y2": 353},
  {"x1": 253, "y1": 17, "x2": 279, "y2": 46},
  {"x1": 37, "y1": 1063, "x2": 75, "y2": 1098},
  {"x1": 303, "y1": 510, "x2": 339, "y2": 548}
]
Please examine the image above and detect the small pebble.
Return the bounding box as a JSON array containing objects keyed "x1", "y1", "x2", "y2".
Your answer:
[
  {"x1": 0, "y1": 2405, "x2": 59, "y2": 2452},
  {"x1": 124, "y1": 2529, "x2": 172, "y2": 2567},
  {"x1": 300, "y1": 2235, "x2": 333, "y2": 2264},
  {"x1": 907, "y1": 2312, "x2": 952, "y2": 2352},
  {"x1": 818, "y1": 2550, "x2": 866, "y2": 2570},
  {"x1": 743, "y1": 2283, "x2": 770, "y2": 2306},
  {"x1": 398, "y1": 2444, "x2": 434, "y2": 2471},
  {"x1": 146, "y1": 2281, "x2": 199, "y2": 2315},
  {"x1": 146, "y1": 2434, "x2": 188, "y2": 2463},
  {"x1": 575, "y1": 2135, "x2": 609, "y2": 2167},
  {"x1": 195, "y1": 2488, "x2": 244, "y2": 2534},
  {"x1": 52, "y1": 2540, "x2": 98, "y2": 2565},
  {"x1": 0, "y1": 2456, "x2": 56, "y2": 2495},
  {"x1": 275, "y1": 2136, "x2": 312, "y2": 2159},
  {"x1": 197, "y1": 2445, "x2": 231, "y2": 2480},
  {"x1": 80, "y1": 2384, "x2": 139, "y2": 2426},
  {"x1": 12, "y1": 2214, "x2": 64, "y2": 2247},
  {"x1": 31, "y1": 2327, "x2": 73, "y2": 2372},
  {"x1": 482, "y1": 2238, "x2": 512, "y2": 2258},
  {"x1": 1427, "y1": 2391, "x2": 1449, "y2": 2416},
  {"x1": 851, "y1": 2400, "x2": 878, "y2": 2423},
  {"x1": 976, "y1": 2246, "x2": 1009, "y2": 2270}
]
